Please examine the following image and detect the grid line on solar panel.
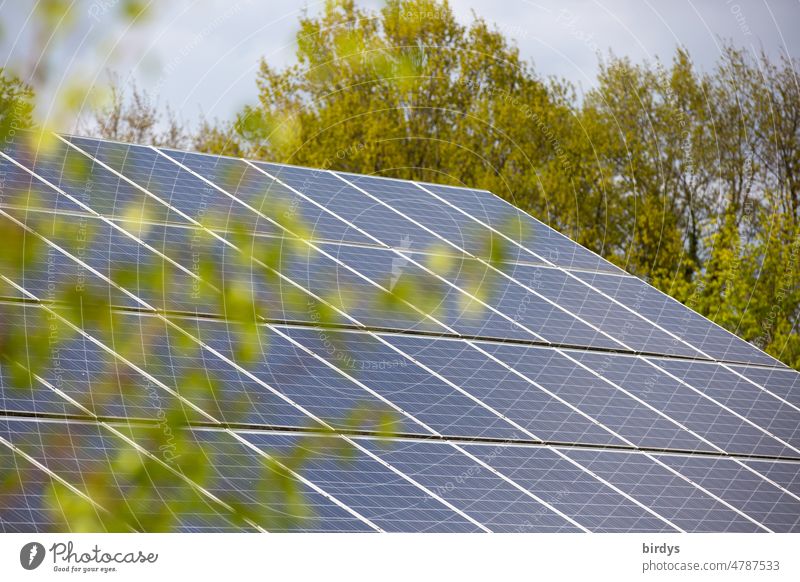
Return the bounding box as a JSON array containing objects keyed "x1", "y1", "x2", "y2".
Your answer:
[
  {"x1": 741, "y1": 459, "x2": 800, "y2": 498},
  {"x1": 644, "y1": 358, "x2": 800, "y2": 457},
  {"x1": 414, "y1": 180, "x2": 628, "y2": 277},
  {"x1": 0, "y1": 154, "x2": 218, "y2": 300},
  {"x1": 458, "y1": 442, "x2": 681, "y2": 532},
  {"x1": 1, "y1": 137, "x2": 401, "y2": 254},
  {"x1": 0, "y1": 430, "x2": 126, "y2": 530},
  {"x1": 158, "y1": 147, "x2": 375, "y2": 247},
  {"x1": 572, "y1": 270, "x2": 782, "y2": 367},
  {"x1": 268, "y1": 164, "x2": 724, "y2": 354},
  {"x1": 559, "y1": 447, "x2": 770, "y2": 532},
  {"x1": 467, "y1": 340, "x2": 710, "y2": 452},
  {"x1": 358, "y1": 438, "x2": 588, "y2": 532},
  {"x1": 0, "y1": 293, "x2": 496, "y2": 530},
  {"x1": 413, "y1": 180, "x2": 625, "y2": 274},
  {"x1": 272, "y1": 326, "x2": 652, "y2": 528},
  {"x1": 414, "y1": 180, "x2": 785, "y2": 366},
  {"x1": 63, "y1": 138, "x2": 489, "y2": 338},
  {"x1": 247, "y1": 162, "x2": 632, "y2": 349},
  {"x1": 4, "y1": 302, "x2": 744, "y2": 532},
  {"x1": 0, "y1": 418, "x2": 360, "y2": 532},
  {"x1": 331, "y1": 171, "x2": 635, "y2": 348},
  {"x1": 246, "y1": 164, "x2": 566, "y2": 343},
  {"x1": 0, "y1": 311, "x2": 389, "y2": 533},
  {"x1": 0, "y1": 208, "x2": 612, "y2": 450},
  {"x1": 568, "y1": 350, "x2": 796, "y2": 458},
  {"x1": 1, "y1": 149, "x2": 448, "y2": 336},
  {"x1": 10, "y1": 134, "x2": 776, "y2": 364},
  {"x1": 731, "y1": 365, "x2": 800, "y2": 404},
  {"x1": 343, "y1": 172, "x2": 710, "y2": 358},
  {"x1": 557, "y1": 350, "x2": 749, "y2": 453},
  {"x1": 654, "y1": 453, "x2": 800, "y2": 532},
  {"x1": 0, "y1": 205, "x2": 448, "y2": 333},
  {"x1": 84, "y1": 135, "x2": 588, "y2": 344},
  {"x1": 718, "y1": 364, "x2": 800, "y2": 414}
]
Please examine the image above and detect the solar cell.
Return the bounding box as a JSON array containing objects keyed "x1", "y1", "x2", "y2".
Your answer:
[
  {"x1": 357, "y1": 437, "x2": 584, "y2": 532},
  {"x1": 0, "y1": 418, "x2": 250, "y2": 532},
  {"x1": 651, "y1": 359, "x2": 800, "y2": 453},
  {"x1": 279, "y1": 327, "x2": 524, "y2": 440},
  {"x1": 241, "y1": 432, "x2": 481, "y2": 532},
  {"x1": 256, "y1": 163, "x2": 450, "y2": 253},
  {"x1": 417, "y1": 181, "x2": 625, "y2": 274},
  {"x1": 656, "y1": 454, "x2": 800, "y2": 532},
  {"x1": 572, "y1": 352, "x2": 796, "y2": 457},
  {"x1": 573, "y1": 270, "x2": 780, "y2": 367},
  {"x1": 463, "y1": 443, "x2": 677, "y2": 532},
  {"x1": 482, "y1": 343, "x2": 713, "y2": 451},
  {"x1": 561, "y1": 448, "x2": 765, "y2": 532},
  {"x1": 380, "y1": 333, "x2": 625, "y2": 446}
]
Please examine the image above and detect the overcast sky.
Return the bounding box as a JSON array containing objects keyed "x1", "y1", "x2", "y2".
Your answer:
[{"x1": 1, "y1": 0, "x2": 798, "y2": 129}]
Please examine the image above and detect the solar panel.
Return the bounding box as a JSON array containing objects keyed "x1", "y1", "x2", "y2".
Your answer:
[{"x1": 1, "y1": 131, "x2": 797, "y2": 533}]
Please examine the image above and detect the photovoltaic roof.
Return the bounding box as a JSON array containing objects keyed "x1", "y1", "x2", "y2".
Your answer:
[{"x1": 0, "y1": 132, "x2": 798, "y2": 532}]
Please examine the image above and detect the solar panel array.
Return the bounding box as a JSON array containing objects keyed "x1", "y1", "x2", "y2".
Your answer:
[{"x1": 1, "y1": 132, "x2": 798, "y2": 532}]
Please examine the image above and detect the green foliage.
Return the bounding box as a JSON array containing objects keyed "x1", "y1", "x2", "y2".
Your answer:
[{"x1": 0, "y1": 69, "x2": 35, "y2": 139}]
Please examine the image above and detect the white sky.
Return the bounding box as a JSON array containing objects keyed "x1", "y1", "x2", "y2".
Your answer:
[{"x1": 1, "y1": 0, "x2": 798, "y2": 129}]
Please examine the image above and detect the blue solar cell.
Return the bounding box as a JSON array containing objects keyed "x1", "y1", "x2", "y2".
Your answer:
[
  {"x1": 4, "y1": 131, "x2": 799, "y2": 535},
  {"x1": 0, "y1": 210, "x2": 138, "y2": 309},
  {"x1": 343, "y1": 174, "x2": 499, "y2": 256},
  {"x1": 0, "y1": 276, "x2": 25, "y2": 300},
  {"x1": 741, "y1": 460, "x2": 800, "y2": 498},
  {"x1": 463, "y1": 443, "x2": 675, "y2": 532},
  {"x1": 730, "y1": 365, "x2": 800, "y2": 404},
  {"x1": 0, "y1": 148, "x2": 88, "y2": 215},
  {"x1": 14, "y1": 135, "x2": 190, "y2": 225},
  {"x1": 0, "y1": 441, "x2": 63, "y2": 532},
  {"x1": 280, "y1": 244, "x2": 445, "y2": 333},
  {"x1": 160, "y1": 149, "x2": 374, "y2": 246},
  {"x1": 347, "y1": 175, "x2": 555, "y2": 266},
  {"x1": 358, "y1": 437, "x2": 583, "y2": 532},
  {"x1": 651, "y1": 359, "x2": 800, "y2": 451},
  {"x1": 482, "y1": 343, "x2": 711, "y2": 451},
  {"x1": 573, "y1": 352, "x2": 793, "y2": 457},
  {"x1": 418, "y1": 182, "x2": 624, "y2": 274},
  {"x1": 279, "y1": 327, "x2": 521, "y2": 439},
  {"x1": 656, "y1": 454, "x2": 800, "y2": 532},
  {"x1": 67, "y1": 136, "x2": 246, "y2": 229},
  {"x1": 436, "y1": 257, "x2": 625, "y2": 349},
  {"x1": 0, "y1": 418, "x2": 251, "y2": 532},
  {"x1": 119, "y1": 425, "x2": 372, "y2": 532},
  {"x1": 0, "y1": 313, "x2": 87, "y2": 416},
  {"x1": 256, "y1": 163, "x2": 449, "y2": 253},
  {"x1": 318, "y1": 242, "x2": 539, "y2": 341},
  {"x1": 501, "y1": 264, "x2": 702, "y2": 357},
  {"x1": 573, "y1": 271, "x2": 780, "y2": 367},
  {"x1": 198, "y1": 320, "x2": 430, "y2": 433},
  {"x1": 381, "y1": 334, "x2": 625, "y2": 446},
  {"x1": 241, "y1": 432, "x2": 481, "y2": 532},
  {"x1": 562, "y1": 448, "x2": 763, "y2": 532}
]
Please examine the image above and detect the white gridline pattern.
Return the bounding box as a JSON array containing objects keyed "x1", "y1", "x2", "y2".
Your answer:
[{"x1": 0, "y1": 133, "x2": 797, "y2": 532}]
